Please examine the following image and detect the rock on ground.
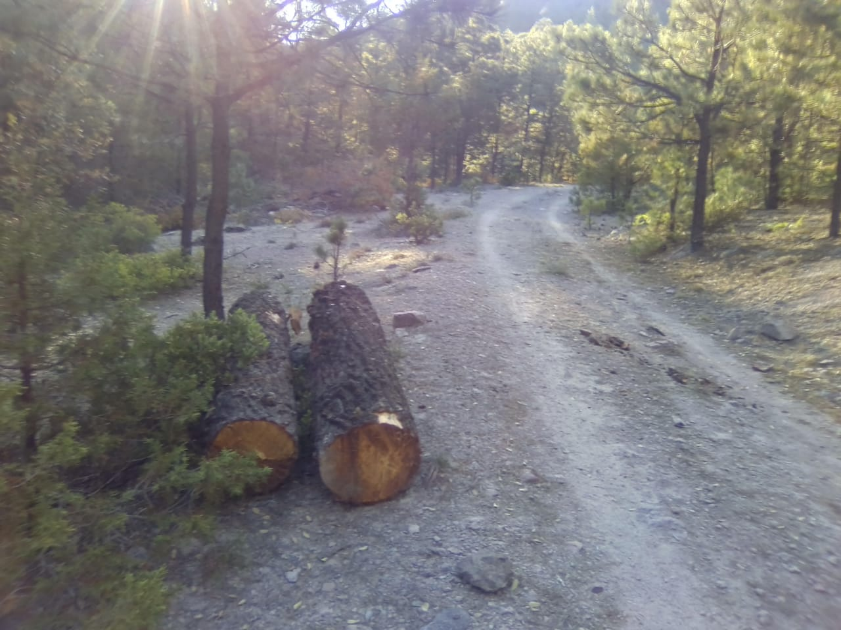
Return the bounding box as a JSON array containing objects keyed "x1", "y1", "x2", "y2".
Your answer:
[
  {"x1": 455, "y1": 552, "x2": 513, "y2": 593},
  {"x1": 393, "y1": 311, "x2": 427, "y2": 328},
  {"x1": 420, "y1": 608, "x2": 472, "y2": 630},
  {"x1": 760, "y1": 318, "x2": 798, "y2": 341}
]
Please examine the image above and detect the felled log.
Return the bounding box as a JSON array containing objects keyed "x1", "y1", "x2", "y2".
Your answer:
[
  {"x1": 307, "y1": 281, "x2": 420, "y2": 504},
  {"x1": 205, "y1": 290, "x2": 297, "y2": 492}
]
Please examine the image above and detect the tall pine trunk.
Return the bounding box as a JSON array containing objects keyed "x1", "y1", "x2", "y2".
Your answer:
[
  {"x1": 429, "y1": 132, "x2": 437, "y2": 190},
  {"x1": 518, "y1": 79, "x2": 534, "y2": 178},
  {"x1": 766, "y1": 115, "x2": 784, "y2": 210},
  {"x1": 669, "y1": 167, "x2": 681, "y2": 234},
  {"x1": 181, "y1": 102, "x2": 198, "y2": 257},
  {"x1": 830, "y1": 135, "x2": 841, "y2": 238},
  {"x1": 490, "y1": 134, "x2": 500, "y2": 178},
  {"x1": 17, "y1": 261, "x2": 36, "y2": 460},
  {"x1": 302, "y1": 84, "x2": 313, "y2": 162},
  {"x1": 203, "y1": 10, "x2": 232, "y2": 319},
  {"x1": 204, "y1": 95, "x2": 231, "y2": 319},
  {"x1": 453, "y1": 131, "x2": 467, "y2": 186},
  {"x1": 691, "y1": 108, "x2": 713, "y2": 252},
  {"x1": 690, "y1": 3, "x2": 726, "y2": 253}
]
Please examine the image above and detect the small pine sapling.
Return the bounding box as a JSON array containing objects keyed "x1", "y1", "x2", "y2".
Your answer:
[
  {"x1": 314, "y1": 217, "x2": 348, "y2": 281},
  {"x1": 462, "y1": 176, "x2": 483, "y2": 207}
]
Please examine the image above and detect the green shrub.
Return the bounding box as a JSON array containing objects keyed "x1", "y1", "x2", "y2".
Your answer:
[
  {"x1": 629, "y1": 215, "x2": 668, "y2": 260},
  {"x1": 441, "y1": 207, "x2": 470, "y2": 220},
  {"x1": 67, "y1": 248, "x2": 201, "y2": 302},
  {"x1": 581, "y1": 196, "x2": 609, "y2": 228},
  {"x1": 395, "y1": 207, "x2": 444, "y2": 244},
  {"x1": 499, "y1": 170, "x2": 520, "y2": 186},
  {"x1": 229, "y1": 150, "x2": 261, "y2": 208},
  {"x1": 0, "y1": 306, "x2": 270, "y2": 628},
  {"x1": 83, "y1": 202, "x2": 161, "y2": 254},
  {"x1": 705, "y1": 167, "x2": 761, "y2": 230}
]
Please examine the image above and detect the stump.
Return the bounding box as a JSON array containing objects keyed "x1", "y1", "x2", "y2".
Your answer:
[
  {"x1": 205, "y1": 290, "x2": 298, "y2": 492},
  {"x1": 307, "y1": 281, "x2": 420, "y2": 504}
]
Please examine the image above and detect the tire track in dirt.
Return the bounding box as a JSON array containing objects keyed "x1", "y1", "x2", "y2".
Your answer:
[{"x1": 477, "y1": 185, "x2": 841, "y2": 629}]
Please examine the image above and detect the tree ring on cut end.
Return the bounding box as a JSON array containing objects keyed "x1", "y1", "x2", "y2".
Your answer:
[
  {"x1": 319, "y1": 422, "x2": 420, "y2": 505},
  {"x1": 208, "y1": 419, "x2": 298, "y2": 492}
]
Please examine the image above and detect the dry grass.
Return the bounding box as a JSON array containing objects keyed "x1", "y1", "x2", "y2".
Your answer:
[
  {"x1": 274, "y1": 207, "x2": 307, "y2": 225},
  {"x1": 604, "y1": 206, "x2": 841, "y2": 419},
  {"x1": 541, "y1": 258, "x2": 570, "y2": 277},
  {"x1": 441, "y1": 207, "x2": 471, "y2": 220}
]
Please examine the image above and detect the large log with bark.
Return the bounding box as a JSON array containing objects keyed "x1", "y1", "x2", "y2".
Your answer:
[
  {"x1": 307, "y1": 281, "x2": 420, "y2": 504},
  {"x1": 204, "y1": 290, "x2": 297, "y2": 492}
]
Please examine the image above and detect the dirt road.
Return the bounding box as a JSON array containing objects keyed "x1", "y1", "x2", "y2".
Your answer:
[{"x1": 164, "y1": 186, "x2": 841, "y2": 630}]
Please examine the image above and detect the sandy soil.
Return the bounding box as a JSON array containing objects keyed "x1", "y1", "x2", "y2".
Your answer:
[{"x1": 158, "y1": 186, "x2": 841, "y2": 630}]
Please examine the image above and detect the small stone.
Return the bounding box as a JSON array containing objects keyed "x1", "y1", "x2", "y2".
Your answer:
[
  {"x1": 753, "y1": 364, "x2": 774, "y2": 373},
  {"x1": 285, "y1": 569, "x2": 300, "y2": 584},
  {"x1": 757, "y1": 610, "x2": 772, "y2": 626},
  {"x1": 591, "y1": 585, "x2": 605, "y2": 594},
  {"x1": 726, "y1": 327, "x2": 741, "y2": 341},
  {"x1": 322, "y1": 582, "x2": 336, "y2": 593},
  {"x1": 673, "y1": 420, "x2": 686, "y2": 429},
  {"x1": 408, "y1": 524, "x2": 421, "y2": 534},
  {"x1": 760, "y1": 319, "x2": 798, "y2": 342},
  {"x1": 455, "y1": 552, "x2": 514, "y2": 593},
  {"x1": 393, "y1": 311, "x2": 427, "y2": 328},
  {"x1": 224, "y1": 225, "x2": 249, "y2": 233},
  {"x1": 177, "y1": 537, "x2": 203, "y2": 558},
  {"x1": 412, "y1": 265, "x2": 432, "y2": 273},
  {"x1": 566, "y1": 540, "x2": 584, "y2": 553},
  {"x1": 126, "y1": 545, "x2": 149, "y2": 563},
  {"x1": 420, "y1": 608, "x2": 472, "y2": 630},
  {"x1": 520, "y1": 468, "x2": 541, "y2": 484}
]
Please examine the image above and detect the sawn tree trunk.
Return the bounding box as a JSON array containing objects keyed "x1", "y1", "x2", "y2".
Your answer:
[
  {"x1": 307, "y1": 281, "x2": 421, "y2": 504},
  {"x1": 204, "y1": 290, "x2": 298, "y2": 492}
]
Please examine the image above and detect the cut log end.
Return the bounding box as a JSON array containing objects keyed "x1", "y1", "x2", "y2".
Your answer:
[
  {"x1": 208, "y1": 420, "x2": 298, "y2": 492},
  {"x1": 319, "y1": 422, "x2": 420, "y2": 505}
]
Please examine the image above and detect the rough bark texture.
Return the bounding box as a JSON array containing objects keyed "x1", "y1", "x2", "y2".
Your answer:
[
  {"x1": 767, "y1": 114, "x2": 784, "y2": 211},
  {"x1": 181, "y1": 102, "x2": 198, "y2": 257},
  {"x1": 307, "y1": 281, "x2": 421, "y2": 504},
  {"x1": 203, "y1": 8, "x2": 232, "y2": 319},
  {"x1": 205, "y1": 290, "x2": 298, "y2": 492},
  {"x1": 830, "y1": 137, "x2": 841, "y2": 239}
]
